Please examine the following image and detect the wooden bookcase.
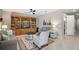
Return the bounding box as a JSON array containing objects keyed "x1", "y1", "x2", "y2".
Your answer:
[{"x1": 11, "y1": 16, "x2": 37, "y2": 36}]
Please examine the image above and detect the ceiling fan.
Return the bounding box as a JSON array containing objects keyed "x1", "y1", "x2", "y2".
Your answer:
[{"x1": 26, "y1": 9, "x2": 36, "y2": 15}]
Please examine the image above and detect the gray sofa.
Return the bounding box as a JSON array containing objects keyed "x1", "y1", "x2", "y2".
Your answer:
[
  {"x1": 0, "y1": 39, "x2": 17, "y2": 50},
  {"x1": 0, "y1": 30, "x2": 17, "y2": 50}
]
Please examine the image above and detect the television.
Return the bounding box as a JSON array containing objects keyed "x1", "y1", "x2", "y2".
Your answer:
[{"x1": 21, "y1": 21, "x2": 30, "y2": 28}]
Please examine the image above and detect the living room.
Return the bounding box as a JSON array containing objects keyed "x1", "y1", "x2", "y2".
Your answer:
[{"x1": 0, "y1": 9, "x2": 79, "y2": 50}]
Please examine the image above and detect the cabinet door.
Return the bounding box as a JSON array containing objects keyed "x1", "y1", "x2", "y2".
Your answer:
[{"x1": 16, "y1": 29, "x2": 21, "y2": 36}]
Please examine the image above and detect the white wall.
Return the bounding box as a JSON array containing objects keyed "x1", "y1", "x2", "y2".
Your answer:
[
  {"x1": 2, "y1": 11, "x2": 11, "y2": 29},
  {"x1": 75, "y1": 15, "x2": 79, "y2": 30},
  {"x1": 38, "y1": 12, "x2": 64, "y2": 36},
  {"x1": 36, "y1": 17, "x2": 39, "y2": 27},
  {"x1": 50, "y1": 12, "x2": 64, "y2": 36},
  {"x1": 37, "y1": 15, "x2": 51, "y2": 28},
  {"x1": 0, "y1": 9, "x2": 2, "y2": 18},
  {"x1": 0, "y1": 9, "x2": 3, "y2": 29},
  {"x1": 76, "y1": 19, "x2": 79, "y2": 30}
]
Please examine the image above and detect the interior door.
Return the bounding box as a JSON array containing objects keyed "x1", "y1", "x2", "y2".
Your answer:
[{"x1": 65, "y1": 15, "x2": 75, "y2": 35}]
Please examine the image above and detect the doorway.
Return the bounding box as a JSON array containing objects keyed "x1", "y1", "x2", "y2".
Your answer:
[{"x1": 75, "y1": 18, "x2": 79, "y2": 36}]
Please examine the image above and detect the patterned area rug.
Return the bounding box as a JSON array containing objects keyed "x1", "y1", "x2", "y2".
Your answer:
[{"x1": 16, "y1": 36, "x2": 54, "y2": 50}]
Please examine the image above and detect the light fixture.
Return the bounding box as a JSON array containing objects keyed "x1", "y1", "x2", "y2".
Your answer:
[
  {"x1": 29, "y1": 9, "x2": 36, "y2": 15},
  {"x1": 52, "y1": 25, "x2": 56, "y2": 28},
  {"x1": 2, "y1": 25, "x2": 8, "y2": 30},
  {"x1": 52, "y1": 22, "x2": 59, "y2": 28}
]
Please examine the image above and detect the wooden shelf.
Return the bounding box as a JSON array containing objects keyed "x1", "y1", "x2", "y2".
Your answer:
[{"x1": 11, "y1": 16, "x2": 37, "y2": 36}]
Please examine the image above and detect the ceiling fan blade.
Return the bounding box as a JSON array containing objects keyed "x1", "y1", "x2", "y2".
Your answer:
[
  {"x1": 30, "y1": 9, "x2": 32, "y2": 12},
  {"x1": 25, "y1": 9, "x2": 36, "y2": 15},
  {"x1": 33, "y1": 10, "x2": 36, "y2": 12},
  {"x1": 33, "y1": 12, "x2": 35, "y2": 15}
]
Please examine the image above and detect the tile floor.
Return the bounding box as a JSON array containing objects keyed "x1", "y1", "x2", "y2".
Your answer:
[
  {"x1": 1, "y1": 32, "x2": 79, "y2": 50},
  {"x1": 17, "y1": 32, "x2": 79, "y2": 50},
  {"x1": 42, "y1": 32, "x2": 79, "y2": 50}
]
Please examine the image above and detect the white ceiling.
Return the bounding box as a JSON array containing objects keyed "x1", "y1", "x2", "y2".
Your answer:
[
  {"x1": 3, "y1": 9, "x2": 59, "y2": 16},
  {"x1": 60, "y1": 9, "x2": 79, "y2": 15},
  {"x1": 3, "y1": 9, "x2": 79, "y2": 17}
]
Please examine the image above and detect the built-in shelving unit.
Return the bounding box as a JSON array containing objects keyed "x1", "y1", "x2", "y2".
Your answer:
[{"x1": 11, "y1": 16, "x2": 37, "y2": 36}]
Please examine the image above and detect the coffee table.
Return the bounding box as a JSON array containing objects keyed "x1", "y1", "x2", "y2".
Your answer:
[{"x1": 26, "y1": 34, "x2": 33, "y2": 40}]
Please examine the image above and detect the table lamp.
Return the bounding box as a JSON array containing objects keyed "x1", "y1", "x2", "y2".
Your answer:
[{"x1": 2, "y1": 25, "x2": 8, "y2": 31}]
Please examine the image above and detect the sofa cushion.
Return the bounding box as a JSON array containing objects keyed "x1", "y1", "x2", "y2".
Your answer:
[{"x1": 0, "y1": 40, "x2": 17, "y2": 50}]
